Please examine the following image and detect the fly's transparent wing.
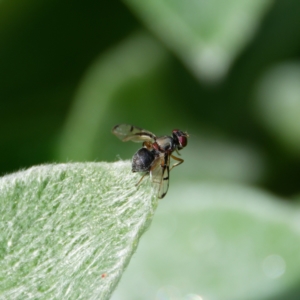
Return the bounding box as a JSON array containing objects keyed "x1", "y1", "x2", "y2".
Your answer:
[
  {"x1": 112, "y1": 124, "x2": 156, "y2": 143},
  {"x1": 150, "y1": 153, "x2": 170, "y2": 199}
]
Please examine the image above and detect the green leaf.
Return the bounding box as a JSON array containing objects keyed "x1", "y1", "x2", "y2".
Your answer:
[
  {"x1": 254, "y1": 62, "x2": 300, "y2": 155},
  {"x1": 0, "y1": 161, "x2": 157, "y2": 299},
  {"x1": 123, "y1": 0, "x2": 273, "y2": 82},
  {"x1": 112, "y1": 182, "x2": 300, "y2": 300}
]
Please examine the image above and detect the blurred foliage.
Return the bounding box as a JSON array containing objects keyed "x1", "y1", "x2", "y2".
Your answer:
[
  {"x1": 1, "y1": 0, "x2": 300, "y2": 196},
  {"x1": 2, "y1": 0, "x2": 300, "y2": 299},
  {"x1": 112, "y1": 183, "x2": 300, "y2": 300}
]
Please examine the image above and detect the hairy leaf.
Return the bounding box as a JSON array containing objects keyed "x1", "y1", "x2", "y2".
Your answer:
[{"x1": 0, "y1": 161, "x2": 157, "y2": 300}]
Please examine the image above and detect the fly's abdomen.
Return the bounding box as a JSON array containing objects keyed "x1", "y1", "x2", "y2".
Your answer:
[{"x1": 132, "y1": 148, "x2": 155, "y2": 172}]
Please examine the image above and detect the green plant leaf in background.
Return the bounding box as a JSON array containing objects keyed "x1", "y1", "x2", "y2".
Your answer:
[
  {"x1": 254, "y1": 62, "x2": 300, "y2": 156},
  {"x1": 56, "y1": 32, "x2": 169, "y2": 162},
  {"x1": 112, "y1": 182, "x2": 300, "y2": 300},
  {"x1": 56, "y1": 29, "x2": 266, "y2": 187},
  {"x1": 0, "y1": 161, "x2": 157, "y2": 299},
  {"x1": 123, "y1": 0, "x2": 273, "y2": 82}
]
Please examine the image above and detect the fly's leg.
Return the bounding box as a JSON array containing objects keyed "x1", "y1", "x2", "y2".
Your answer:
[
  {"x1": 170, "y1": 154, "x2": 184, "y2": 171},
  {"x1": 135, "y1": 172, "x2": 149, "y2": 186},
  {"x1": 175, "y1": 149, "x2": 181, "y2": 156}
]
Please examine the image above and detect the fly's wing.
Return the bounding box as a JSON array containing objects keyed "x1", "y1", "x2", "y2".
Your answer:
[
  {"x1": 112, "y1": 124, "x2": 156, "y2": 143},
  {"x1": 150, "y1": 153, "x2": 170, "y2": 199}
]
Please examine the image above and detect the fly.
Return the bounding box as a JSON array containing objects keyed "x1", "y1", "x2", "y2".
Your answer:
[{"x1": 112, "y1": 124, "x2": 188, "y2": 199}]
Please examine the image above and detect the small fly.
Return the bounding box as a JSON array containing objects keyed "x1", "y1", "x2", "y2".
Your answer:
[{"x1": 112, "y1": 124, "x2": 189, "y2": 199}]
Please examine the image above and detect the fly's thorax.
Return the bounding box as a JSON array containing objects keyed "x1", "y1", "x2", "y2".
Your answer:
[{"x1": 155, "y1": 136, "x2": 175, "y2": 152}]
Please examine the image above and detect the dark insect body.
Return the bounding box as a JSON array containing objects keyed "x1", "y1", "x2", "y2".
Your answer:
[
  {"x1": 112, "y1": 124, "x2": 188, "y2": 199},
  {"x1": 132, "y1": 148, "x2": 156, "y2": 172}
]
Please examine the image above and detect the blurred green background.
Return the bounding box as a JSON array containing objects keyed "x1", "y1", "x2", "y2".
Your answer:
[
  {"x1": 2, "y1": 0, "x2": 300, "y2": 197},
  {"x1": 2, "y1": 0, "x2": 300, "y2": 299}
]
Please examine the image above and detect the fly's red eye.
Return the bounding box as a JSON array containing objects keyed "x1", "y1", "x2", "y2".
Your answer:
[
  {"x1": 173, "y1": 129, "x2": 188, "y2": 148},
  {"x1": 178, "y1": 136, "x2": 187, "y2": 148}
]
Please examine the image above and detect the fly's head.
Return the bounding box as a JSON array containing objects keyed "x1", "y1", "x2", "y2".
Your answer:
[{"x1": 172, "y1": 129, "x2": 188, "y2": 150}]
